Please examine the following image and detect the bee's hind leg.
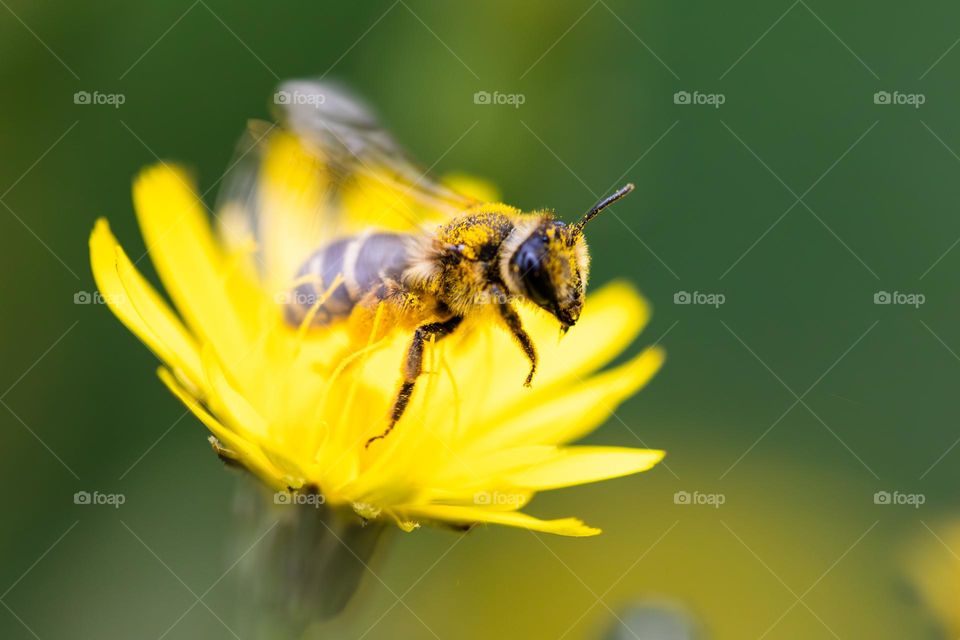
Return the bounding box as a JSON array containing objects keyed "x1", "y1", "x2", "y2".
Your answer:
[{"x1": 365, "y1": 315, "x2": 464, "y2": 448}]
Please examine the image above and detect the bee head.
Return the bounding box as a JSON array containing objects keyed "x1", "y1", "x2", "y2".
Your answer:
[
  {"x1": 501, "y1": 184, "x2": 634, "y2": 331},
  {"x1": 507, "y1": 221, "x2": 587, "y2": 329}
]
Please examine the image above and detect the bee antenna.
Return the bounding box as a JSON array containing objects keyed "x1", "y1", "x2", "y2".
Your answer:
[{"x1": 571, "y1": 183, "x2": 635, "y2": 236}]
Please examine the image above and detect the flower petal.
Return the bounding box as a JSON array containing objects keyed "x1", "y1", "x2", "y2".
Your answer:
[
  {"x1": 502, "y1": 446, "x2": 665, "y2": 491},
  {"x1": 157, "y1": 367, "x2": 289, "y2": 489},
  {"x1": 403, "y1": 504, "x2": 601, "y2": 537},
  {"x1": 89, "y1": 219, "x2": 204, "y2": 389},
  {"x1": 254, "y1": 131, "x2": 331, "y2": 294},
  {"x1": 133, "y1": 165, "x2": 252, "y2": 368},
  {"x1": 440, "y1": 172, "x2": 500, "y2": 202},
  {"x1": 535, "y1": 280, "x2": 652, "y2": 388},
  {"x1": 429, "y1": 445, "x2": 559, "y2": 488},
  {"x1": 421, "y1": 488, "x2": 535, "y2": 511},
  {"x1": 454, "y1": 282, "x2": 653, "y2": 431},
  {"x1": 466, "y1": 345, "x2": 664, "y2": 452},
  {"x1": 201, "y1": 345, "x2": 269, "y2": 441}
]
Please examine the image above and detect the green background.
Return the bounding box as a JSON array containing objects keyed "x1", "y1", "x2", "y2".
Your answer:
[{"x1": 2, "y1": 1, "x2": 958, "y2": 638}]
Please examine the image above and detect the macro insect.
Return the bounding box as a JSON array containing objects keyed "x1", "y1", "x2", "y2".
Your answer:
[{"x1": 217, "y1": 80, "x2": 635, "y2": 448}]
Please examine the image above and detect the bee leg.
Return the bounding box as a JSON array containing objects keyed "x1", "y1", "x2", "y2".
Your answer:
[
  {"x1": 492, "y1": 286, "x2": 537, "y2": 386},
  {"x1": 365, "y1": 315, "x2": 464, "y2": 448}
]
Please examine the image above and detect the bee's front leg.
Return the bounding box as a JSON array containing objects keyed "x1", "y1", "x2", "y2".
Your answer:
[
  {"x1": 365, "y1": 315, "x2": 463, "y2": 448},
  {"x1": 490, "y1": 285, "x2": 537, "y2": 387}
]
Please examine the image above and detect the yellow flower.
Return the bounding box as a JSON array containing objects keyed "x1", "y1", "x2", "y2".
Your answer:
[
  {"x1": 906, "y1": 520, "x2": 960, "y2": 634},
  {"x1": 89, "y1": 163, "x2": 664, "y2": 537}
]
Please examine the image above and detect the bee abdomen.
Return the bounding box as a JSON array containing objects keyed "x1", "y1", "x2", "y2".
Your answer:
[{"x1": 285, "y1": 232, "x2": 410, "y2": 326}]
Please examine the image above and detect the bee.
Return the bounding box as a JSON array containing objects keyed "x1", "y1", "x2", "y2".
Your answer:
[{"x1": 217, "y1": 80, "x2": 635, "y2": 447}]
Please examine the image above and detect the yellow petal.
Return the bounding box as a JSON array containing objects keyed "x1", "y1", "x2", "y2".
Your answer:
[
  {"x1": 133, "y1": 164, "x2": 251, "y2": 369},
  {"x1": 255, "y1": 131, "x2": 330, "y2": 294},
  {"x1": 441, "y1": 172, "x2": 500, "y2": 202},
  {"x1": 403, "y1": 504, "x2": 601, "y2": 537},
  {"x1": 536, "y1": 280, "x2": 652, "y2": 388},
  {"x1": 421, "y1": 488, "x2": 535, "y2": 511},
  {"x1": 456, "y1": 282, "x2": 652, "y2": 430},
  {"x1": 467, "y1": 345, "x2": 664, "y2": 452},
  {"x1": 200, "y1": 344, "x2": 269, "y2": 441},
  {"x1": 503, "y1": 446, "x2": 665, "y2": 490},
  {"x1": 157, "y1": 367, "x2": 289, "y2": 489},
  {"x1": 89, "y1": 219, "x2": 204, "y2": 389},
  {"x1": 430, "y1": 445, "x2": 559, "y2": 488}
]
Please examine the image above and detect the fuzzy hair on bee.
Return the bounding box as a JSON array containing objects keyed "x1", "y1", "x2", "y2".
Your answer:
[{"x1": 217, "y1": 79, "x2": 636, "y2": 448}]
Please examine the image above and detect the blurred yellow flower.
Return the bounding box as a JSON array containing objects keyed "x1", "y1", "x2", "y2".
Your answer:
[
  {"x1": 907, "y1": 521, "x2": 960, "y2": 634},
  {"x1": 89, "y1": 164, "x2": 665, "y2": 537}
]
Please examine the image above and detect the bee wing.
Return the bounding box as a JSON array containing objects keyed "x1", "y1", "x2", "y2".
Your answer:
[
  {"x1": 277, "y1": 79, "x2": 477, "y2": 222},
  {"x1": 216, "y1": 80, "x2": 481, "y2": 293}
]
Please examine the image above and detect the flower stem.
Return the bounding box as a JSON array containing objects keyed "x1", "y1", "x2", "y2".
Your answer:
[{"x1": 231, "y1": 477, "x2": 389, "y2": 637}]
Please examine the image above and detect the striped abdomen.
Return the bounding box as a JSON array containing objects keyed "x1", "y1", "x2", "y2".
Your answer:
[{"x1": 286, "y1": 232, "x2": 411, "y2": 326}]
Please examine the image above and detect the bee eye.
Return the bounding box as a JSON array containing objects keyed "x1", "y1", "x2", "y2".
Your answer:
[{"x1": 512, "y1": 234, "x2": 554, "y2": 308}]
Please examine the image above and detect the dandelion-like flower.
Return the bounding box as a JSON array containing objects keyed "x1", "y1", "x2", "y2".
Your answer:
[
  {"x1": 90, "y1": 142, "x2": 664, "y2": 538},
  {"x1": 906, "y1": 520, "x2": 960, "y2": 635}
]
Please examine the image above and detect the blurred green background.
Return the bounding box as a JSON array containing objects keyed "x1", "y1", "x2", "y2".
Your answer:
[{"x1": 2, "y1": 1, "x2": 959, "y2": 638}]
